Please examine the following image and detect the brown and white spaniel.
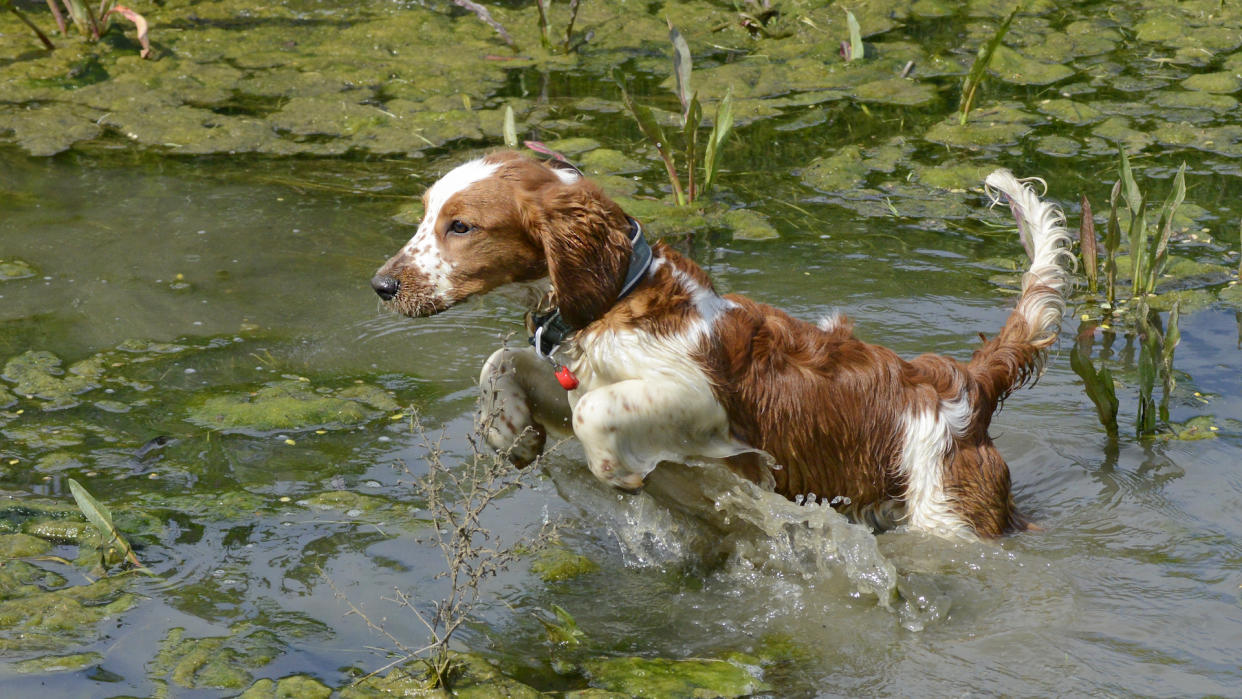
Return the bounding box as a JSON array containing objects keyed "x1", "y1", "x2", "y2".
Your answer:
[{"x1": 371, "y1": 150, "x2": 1071, "y2": 538}]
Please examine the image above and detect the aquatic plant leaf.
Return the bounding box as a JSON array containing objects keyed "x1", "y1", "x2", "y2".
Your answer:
[
  {"x1": 1135, "y1": 312, "x2": 1161, "y2": 436},
  {"x1": 702, "y1": 88, "x2": 734, "y2": 196},
  {"x1": 1070, "y1": 335, "x2": 1119, "y2": 437},
  {"x1": 1118, "y1": 149, "x2": 1142, "y2": 219},
  {"x1": 537, "y1": 604, "x2": 584, "y2": 646},
  {"x1": 104, "y1": 5, "x2": 151, "y2": 59},
  {"x1": 59, "y1": 0, "x2": 93, "y2": 36},
  {"x1": 502, "y1": 105, "x2": 517, "y2": 149},
  {"x1": 1160, "y1": 302, "x2": 1181, "y2": 421},
  {"x1": 684, "y1": 94, "x2": 701, "y2": 202},
  {"x1": 1080, "y1": 194, "x2": 1098, "y2": 293},
  {"x1": 44, "y1": 0, "x2": 67, "y2": 34},
  {"x1": 669, "y1": 23, "x2": 692, "y2": 116},
  {"x1": 959, "y1": 7, "x2": 1016, "y2": 124},
  {"x1": 845, "y1": 9, "x2": 863, "y2": 62},
  {"x1": 67, "y1": 478, "x2": 146, "y2": 572},
  {"x1": 1149, "y1": 162, "x2": 1186, "y2": 292},
  {"x1": 1105, "y1": 180, "x2": 1121, "y2": 305},
  {"x1": 615, "y1": 69, "x2": 685, "y2": 206},
  {"x1": 451, "y1": 0, "x2": 516, "y2": 50}
]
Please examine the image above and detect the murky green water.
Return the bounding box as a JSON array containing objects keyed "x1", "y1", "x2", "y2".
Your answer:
[{"x1": 3, "y1": 0, "x2": 1242, "y2": 695}]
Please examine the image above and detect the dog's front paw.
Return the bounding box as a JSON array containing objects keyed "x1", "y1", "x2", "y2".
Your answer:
[{"x1": 478, "y1": 347, "x2": 549, "y2": 467}]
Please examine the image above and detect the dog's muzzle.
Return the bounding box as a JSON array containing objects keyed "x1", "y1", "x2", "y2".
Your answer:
[{"x1": 371, "y1": 274, "x2": 400, "y2": 301}]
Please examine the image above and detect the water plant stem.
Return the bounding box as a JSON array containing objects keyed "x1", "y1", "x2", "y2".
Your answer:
[{"x1": 960, "y1": 7, "x2": 1017, "y2": 125}]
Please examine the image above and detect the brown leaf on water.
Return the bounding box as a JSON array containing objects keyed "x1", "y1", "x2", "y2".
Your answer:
[
  {"x1": 1080, "y1": 194, "x2": 1098, "y2": 293},
  {"x1": 105, "y1": 5, "x2": 151, "y2": 59}
]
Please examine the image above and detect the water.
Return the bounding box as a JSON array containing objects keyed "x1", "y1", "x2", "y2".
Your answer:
[{"x1": 4, "y1": 0, "x2": 1242, "y2": 695}]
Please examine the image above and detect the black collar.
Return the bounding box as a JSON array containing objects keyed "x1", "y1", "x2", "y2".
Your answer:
[{"x1": 530, "y1": 217, "x2": 652, "y2": 357}]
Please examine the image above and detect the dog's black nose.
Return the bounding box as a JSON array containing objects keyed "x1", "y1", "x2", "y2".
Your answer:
[{"x1": 371, "y1": 274, "x2": 400, "y2": 301}]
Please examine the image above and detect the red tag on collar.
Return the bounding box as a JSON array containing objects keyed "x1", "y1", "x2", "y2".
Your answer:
[{"x1": 554, "y1": 365, "x2": 579, "y2": 390}]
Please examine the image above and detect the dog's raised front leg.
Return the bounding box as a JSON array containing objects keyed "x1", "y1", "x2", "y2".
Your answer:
[
  {"x1": 571, "y1": 379, "x2": 744, "y2": 490},
  {"x1": 477, "y1": 347, "x2": 572, "y2": 466}
]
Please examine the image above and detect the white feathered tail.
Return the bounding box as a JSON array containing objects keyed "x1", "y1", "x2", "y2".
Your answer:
[{"x1": 969, "y1": 170, "x2": 1073, "y2": 411}]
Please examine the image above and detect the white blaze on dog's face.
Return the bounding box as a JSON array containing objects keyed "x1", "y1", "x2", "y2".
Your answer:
[{"x1": 371, "y1": 152, "x2": 574, "y2": 317}]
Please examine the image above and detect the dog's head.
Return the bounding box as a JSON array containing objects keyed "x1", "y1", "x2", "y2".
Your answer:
[{"x1": 371, "y1": 150, "x2": 633, "y2": 327}]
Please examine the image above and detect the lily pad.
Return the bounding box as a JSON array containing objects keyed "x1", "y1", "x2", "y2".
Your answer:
[
  {"x1": 852, "y1": 78, "x2": 937, "y2": 106},
  {"x1": 988, "y1": 45, "x2": 1074, "y2": 86},
  {"x1": 581, "y1": 148, "x2": 645, "y2": 176},
  {"x1": 1180, "y1": 72, "x2": 1242, "y2": 94},
  {"x1": 923, "y1": 103, "x2": 1038, "y2": 148},
  {"x1": 1034, "y1": 135, "x2": 1080, "y2": 158},
  {"x1": 1036, "y1": 98, "x2": 1102, "y2": 125},
  {"x1": 1091, "y1": 117, "x2": 1154, "y2": 152},
  {"x1": 800, "y1": 146, "x2": 869, "y2": 193},
  {"x1": 724, "y1": 208, "x2": 780, "y2": 241}
]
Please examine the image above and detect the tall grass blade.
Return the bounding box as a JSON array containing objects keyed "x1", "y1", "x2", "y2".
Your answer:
[
  {"x1": 669, "y1": 23, "x2": 692, "y2": 116},
  {"x1": 1080, "y1": 194, "x2": 1098, "y2": 294},
  {"x1": 845, "y1": 9, "x2": 863, "y2": 62},
  {"x1": 701, "y1": 87, "x2": 733, "y2": 196},
  {"x1": 615, "y1": 70, "x2": 685, "y2": 206},
  {"x1": 959, "y1": 7, "x2": 1016, "y2": 125},
  {"x1": 67, "y1": 478, "x2": 150, "y2": 572},
  {"x1": 503, "y1": 105, "x2": 517, "y2": 148},
  {"x1": 1149, "y1": 162, "x2": 1186, "y2": 292}
]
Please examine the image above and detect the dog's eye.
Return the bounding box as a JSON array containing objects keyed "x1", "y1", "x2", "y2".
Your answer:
[{"x1": 448, "y1": 220, "x2": 472, "y2": 235}]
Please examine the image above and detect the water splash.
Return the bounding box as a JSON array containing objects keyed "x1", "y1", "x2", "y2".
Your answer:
[{"x1": 570, "y1": 459, "x2": 900, "y2": 606}]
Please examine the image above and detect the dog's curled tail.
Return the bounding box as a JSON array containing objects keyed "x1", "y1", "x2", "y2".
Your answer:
[{"x1": 969, "y1": 169, "x2": 1073, "y2": 413}]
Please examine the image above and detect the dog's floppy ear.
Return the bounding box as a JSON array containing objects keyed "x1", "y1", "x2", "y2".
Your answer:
[{"x1": 522, "y1": 178, "x2": 633, "y2": 329}]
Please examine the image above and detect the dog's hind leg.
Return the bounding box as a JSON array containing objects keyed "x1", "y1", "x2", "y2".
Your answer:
[{"x1": 477, "y1": 347, "x2": 572, "y2": 467}]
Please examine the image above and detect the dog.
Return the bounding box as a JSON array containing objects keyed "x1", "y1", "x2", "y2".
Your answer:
[{"x1": 371, "y1": 150, "x2": 1071, "y2": 538}]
